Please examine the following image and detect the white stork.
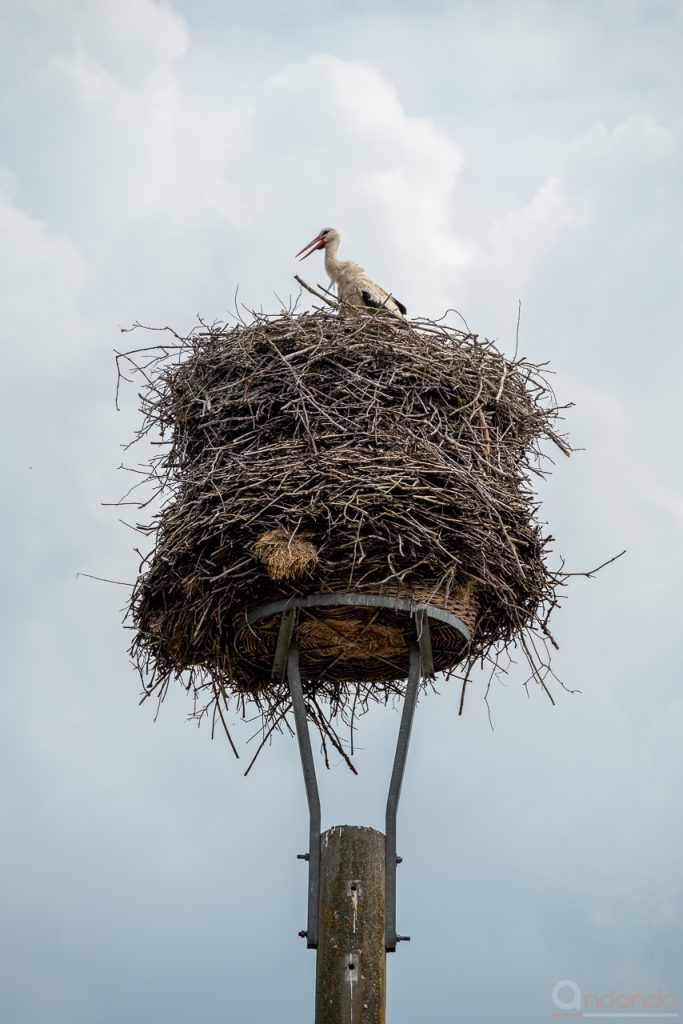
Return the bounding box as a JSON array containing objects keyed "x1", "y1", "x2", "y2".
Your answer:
[{"x1": 296, "y1": 227, "x2": 407, "y2": 317}]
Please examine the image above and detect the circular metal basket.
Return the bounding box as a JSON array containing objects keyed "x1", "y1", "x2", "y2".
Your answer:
[{"x1": 234, "y1": 591, "x2": 472, "y2": 683}]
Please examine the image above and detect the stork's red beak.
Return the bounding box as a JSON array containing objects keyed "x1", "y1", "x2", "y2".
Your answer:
[{"x1": 296, "y1": 233, "x2": 326, "y2": 260}]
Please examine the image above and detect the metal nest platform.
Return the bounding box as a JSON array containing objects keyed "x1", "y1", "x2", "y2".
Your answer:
[{"x1": 234, "y1": 592, "x2": 472, "y2": 685}]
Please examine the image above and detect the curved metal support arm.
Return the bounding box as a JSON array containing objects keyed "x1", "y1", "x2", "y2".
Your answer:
[
  {"x1": 285, "y1": 636, "x2": 423, "y2": 954},
  {"x1": 385, "y1": 640, "x2": 421, "y2": 952},
  {"x1": 287, "y1": 643, "x2": 321, "y2": 949}
]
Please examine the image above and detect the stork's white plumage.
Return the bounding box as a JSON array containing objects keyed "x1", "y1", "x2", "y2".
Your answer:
[{"x1": 296, "y1": 227, "x2": 406, "y2": 318}]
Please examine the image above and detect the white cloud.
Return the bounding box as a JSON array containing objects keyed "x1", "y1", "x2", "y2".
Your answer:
[
  {"x1": 475, "y1": 175, "x2": 578, "y2": 303},
  {"x1": 0, "y1": 0, "x2": 188, "y2": 241},
  {"x1": 85, "y1": 52, "x2": 473, "y2": 320},
  {"x1": 0, "y1": 185, "x2": 86, "y2": 358},
  {"x1": 234, "y1": 54, "x2": 470, "y2": 313},
  {"x1": 461, "y1": 112, "x2": 681, "y2": 347}
]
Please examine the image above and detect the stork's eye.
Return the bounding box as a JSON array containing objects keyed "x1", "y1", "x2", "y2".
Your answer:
[{"x1": 320, "y1": 229, "x2": 328, "y2": 236}]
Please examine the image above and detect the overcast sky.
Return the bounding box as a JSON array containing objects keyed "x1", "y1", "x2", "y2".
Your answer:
[{"x1": 1, "y1": 1, "x2": 681, "y2": 1021}]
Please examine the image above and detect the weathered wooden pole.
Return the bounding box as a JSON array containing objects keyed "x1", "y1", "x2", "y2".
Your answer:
[{"x1": 315, "y1": 825, "x2": 386, "y2": 1024}]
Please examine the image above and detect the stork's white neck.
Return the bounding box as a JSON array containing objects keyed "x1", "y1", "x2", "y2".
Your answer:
[
  {"x1": 323, "y1": 235, "x2": 343, "y2": 283},
  {"x1": 324, "y1": 237, "x2": 363, "y2": 287}
]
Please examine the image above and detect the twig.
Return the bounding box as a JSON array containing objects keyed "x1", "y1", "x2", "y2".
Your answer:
[
  {"x1": 561, "y1": 549, "x2": 626, "y2": 578},
  {"x1": 294, "y1": 274, "x2": 338, "y2": 309},
  {"x1": 77, "y1": 572, "x2": 132, "y2": 587}
]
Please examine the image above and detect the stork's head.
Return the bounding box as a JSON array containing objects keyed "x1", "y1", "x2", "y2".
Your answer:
[{"x1": 296, "y1": 227, "x2": 339, "y2": 260}]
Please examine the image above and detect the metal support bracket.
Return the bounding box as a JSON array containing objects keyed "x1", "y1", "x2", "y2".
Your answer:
[
  {"x1": 287, "y1": 637, "x2": 421, "y2": 952},
  {"x1": 286, "y1": 642, "x2": 321, "y2": 949},
  {"x1": 258, "y1": 594, "x2": 470, "y2": 954},
  {"x1": 415, "y1": 606, "x2": 435, "y2": 678},
  {"x1": 272, "y1": 604, "x2": 297, "y2": 682},
  {"x1": 385, "y1": 640, "x2": 420, "y2": 952}
]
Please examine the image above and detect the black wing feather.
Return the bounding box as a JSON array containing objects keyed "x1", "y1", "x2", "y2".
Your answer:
[
  {"x1": 361, "y1": 290, "x2": 382, "y2": 309},
  {"x1": 361, "y1": 290, "x2": 407, "y2": 316}
]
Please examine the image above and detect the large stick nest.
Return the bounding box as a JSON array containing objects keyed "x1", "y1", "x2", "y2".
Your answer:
[{"x1": 118, "y1": 307, "x2": 572, "y2": 768}]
